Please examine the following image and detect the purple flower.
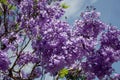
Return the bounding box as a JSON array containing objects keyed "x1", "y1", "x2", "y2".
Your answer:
[{"x1": 0, "y1": 51, "x2": 10, "y2": 71}]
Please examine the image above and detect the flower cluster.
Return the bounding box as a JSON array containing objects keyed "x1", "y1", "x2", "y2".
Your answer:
[
  {"x1": 73, "y1": 9, "x2": 120, "y2": 79},
  {"x1": 0, "y1": 51, "x2": 10, "y2": 71},
  {"x1": 74, "y1": 16, "x2": 105, "y2": 39},
  {"x1": 17, "y1": 51, "x2": 36, "y2": 66},
  {"x1": 32, "y1": 19, "x2": 73, "y2": 75},
  {"x1": 100, "y1": 27, "x2": 120, "y2": 51},
  {"x1": 113, "y1": 74, "x2": 120, "y2": 80},
  {"x1": 19, "y1": 0, "x2": 64, "y2": 38}
]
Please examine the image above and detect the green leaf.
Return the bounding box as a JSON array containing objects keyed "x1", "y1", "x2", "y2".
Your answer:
[
  {"x1": 61, "y1": 3, "x2": 70, "y2": 9},
  {"x1": 8, "y1": 4, "x2": 16, "y2": 10},
  {"x1": 15, "y1": 23, "x2": 19, "y2": 29},
  {"x1": 59, "y1": 68, "x2": 69, "y2": 78},
  {"x1": 0, "y1": 0, "x2": 7, "y2": 5},
  {"x1": 0, "y1": 11, "x2": 2, "y2": 16}
]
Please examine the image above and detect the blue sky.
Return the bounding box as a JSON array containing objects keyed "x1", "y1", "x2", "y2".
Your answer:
[
  {"x1": 37, "y1": 0, "x2": 120, "y2": 80},
  {"x1": 61, "y1": 0, "x2": 120, "y2": 27}
]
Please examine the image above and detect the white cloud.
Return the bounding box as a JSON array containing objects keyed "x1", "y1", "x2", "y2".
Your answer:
[
  {"x1": 90, "y1": 0, "x2": 98, "y2": 4},
  {"x1": 61, "y1": 0, "x2": 98, "y2": 18},
  {"x1": 61, "y1": 0, "x2": 84, "y2": 17}
]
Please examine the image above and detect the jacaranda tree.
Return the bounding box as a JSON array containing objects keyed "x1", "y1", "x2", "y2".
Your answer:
[{"x1": 0, "y1": 0, "x2": 120, "y2": 80}]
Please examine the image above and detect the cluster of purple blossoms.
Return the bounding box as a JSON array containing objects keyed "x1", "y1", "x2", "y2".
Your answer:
[
  {"x1": 100, "y1": 27, "x2": 120, "y2": 51},
  {"x1": 113, "y1": 73, "x2": 120, "y2": 80},
  {"x1": 0, "y1": 51, "x2": 10, "y2": 71},
  {"x1": 73, "y1": 9, "x2": 120, "y2": 79},
  {"x1": 17, "y1": 51, "x2": 37, "y2": 66},
  {"x1": 1, "y1": 32, "x2": 23, "y2": 51},
  {"x1": 19, "y1": 0, "x2": 64, "y2": 38},
  {"x1": 32, "y1": 19, "x2": 73, "y2": 75}
]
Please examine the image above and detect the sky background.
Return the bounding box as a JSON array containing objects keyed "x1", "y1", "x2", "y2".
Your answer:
[{"x1": 36, "y1": 0, "x2": 120, "y2": 80}]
